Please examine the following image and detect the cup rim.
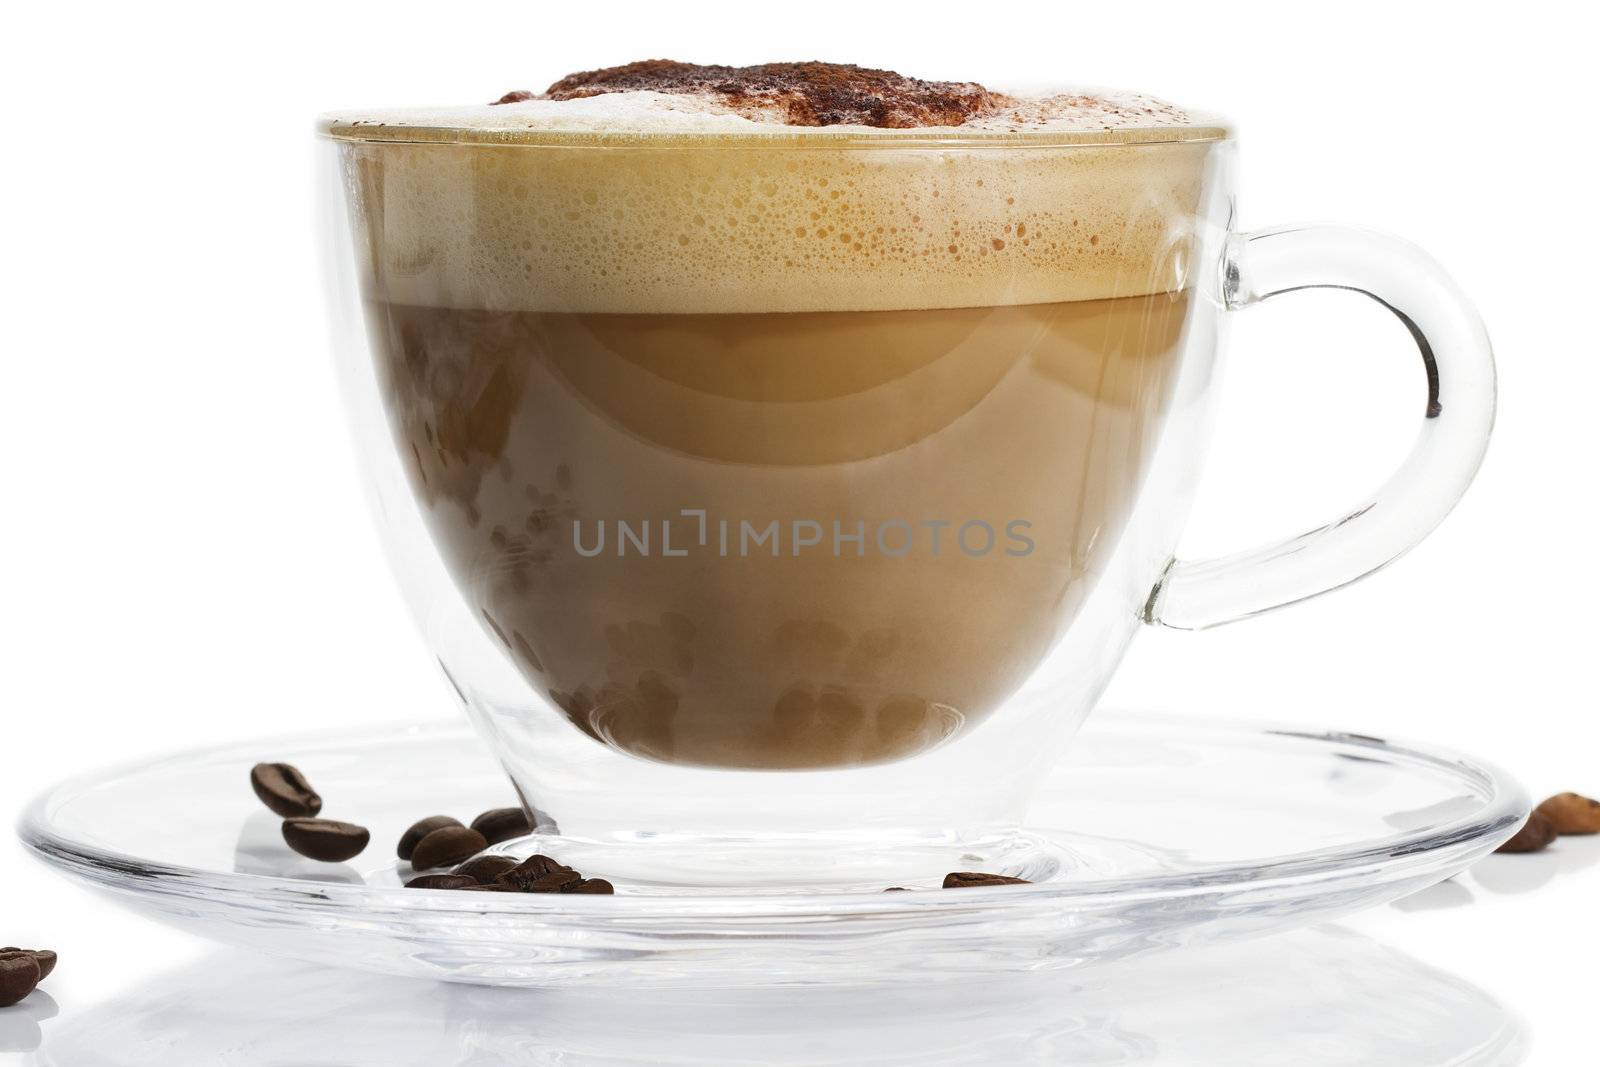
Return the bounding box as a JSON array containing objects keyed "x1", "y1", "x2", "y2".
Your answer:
[{"x1": 316, "y1": 115, "x2": 1233, "y2": 149}]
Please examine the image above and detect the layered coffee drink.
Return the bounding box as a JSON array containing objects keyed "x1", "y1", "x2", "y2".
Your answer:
[{"x1": 329, "y1": 62, "x2": 1222, "y2": 770}]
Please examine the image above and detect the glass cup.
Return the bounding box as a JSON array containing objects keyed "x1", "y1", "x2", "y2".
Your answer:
[{"x1": 320, "y1": 115, "x2": 1494, "y2": 889}]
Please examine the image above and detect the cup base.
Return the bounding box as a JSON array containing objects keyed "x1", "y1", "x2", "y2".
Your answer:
[{"x1": 490, "y1": 828, "x2": 1071, "y2": 893}]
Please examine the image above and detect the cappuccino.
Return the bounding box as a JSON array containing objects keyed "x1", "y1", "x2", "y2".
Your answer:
[{"x1": 329, "y1": 62, "x2": 1223, "y2": 769}]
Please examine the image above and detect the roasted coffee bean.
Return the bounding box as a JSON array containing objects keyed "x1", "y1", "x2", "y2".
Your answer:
[
  {"x1": 1495, "y1": 812, "x2": 1558, "y2": 853},
  {"x1": 564, "y1": 878, "x2": 614, "y2": 895},
  {"x1": 282, "y1": 818, "x2": 371, "y2": 862},
  {"x1": 463, "y1": 882, "x2": 520, "y2": 892},
  {"x1": 470, "y1": 807, "x2": 533, "y2": 846},
  {"x1": 410, "y1": 826, "x2": 488, "y2": 871},
  {"x1": 0, "y1": 949, "x2": 55, "y2": 983},
  {"x1": 494, "y1": 853, "x2": 569, "y2": 890},
  {"x1": 404, "y1": 874, "x2": 478, "y2": 890},
  {"x1": 250, "y1": 762, "x2": 322, "y2": 818},
  {"x1": 1535, "y1": 792, "x2": 1600, "y2": 835},
  {"x1": 397, "y1": 815, "x2": 463, "y2": 861},
  {"x1": 0, "y1": 953, "x2": 39, "y2": 1008},
  {"x1": 942, "y1": 871, "x2": 1032, "y2": 888},
  {"x1": 523, "y1": 868, "x2": 583, "y2": 893},
  {"x1": 454, "y1": 854, "x2": 519, "y2": 884}
]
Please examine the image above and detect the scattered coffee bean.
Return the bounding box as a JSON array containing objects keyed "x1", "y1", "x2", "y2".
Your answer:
[
  {"x1": 494, "y1": 853, "x2": 569, "y2": 891},
  {"x1": 1495, "y1": 812, "x2": 1558, "y2": 854},
  {"x1": 454, "y1": 853, "x2": 519, "y2": 884},
  {"x1": 0, "y1": 953, "x2": 39, "y2": 1008},
  {"x1": 410, "y1": 825, "x2": 488, "y2": 871},
  {"x1": 470, "y1": 807, "x2": 533, "y2": 846},
  {"x1": 943, "y1": 871, "x2": 1032, "y2": 888},
  {"x1": 0, "y1": 949, "x2": 54, "y2": 983},
  {"x1": 524, "y1": 867, "x2": 583, "y2": 893},
  {"x1": 404, "y1": 873, "x2": 478, "y2": 890},
  {"x1": 397, "y1": 815, "x2": 464, "y2": 861},
  {"x1": 250, "y1": 762, "x2": 322, "y2": 818},
  {"x1": 564, "y1": 878, "x2": 614, "y2": 895},
  {"x1": 282, "y1": 817, "x2": 371, "y2": 862},
  {"x1": 1535, "y1": 792, "x2": 1600, "y2": 835}
]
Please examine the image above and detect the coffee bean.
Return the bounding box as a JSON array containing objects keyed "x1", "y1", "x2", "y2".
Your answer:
[
  {"x1": 250, "y1": 762, "x2": 322, "y2": 818},
  {"x1": 0, "y1": 949, "x2": 55, "y2": 984},
  {"x1": 0, "y1": 953, "x2": 39, "y2": 1008},
  {"x1": 564, "y1": 877, "x2": 614, "y2": 895},
  {"x1": 1495, "y1": 812, "x2": 1558, "y2": 853},
  {"x1": 524, "y1": 868, "x2": 582, "y2": 893},
  {"x1": 470, "y1": 807, "x2": 532, "y2": 846},
  {"x1": 397, "y1": 815, "x2": 463, "y2": 861},
  {"x1": 462, "y1": 882, "x2": 520, "y2": 892},
  {"x1": 404, "y1": 874, "x2": 477, "y2": 890},
  {"x1": 494, "y1": 853, "x2": 569, "y2": 890},
  {"x1": 454, "y1": 854, "x2": 518, "y2": 884},
  {"x1": 1535, "y1": 792, "x2": 1600, "y2": 835},
  {"x1": 883, "y1": 887, "x2": 909, "y2": 892},
  {"x1": 282, "y1": 818, "x2": 370, "y2": 862},
  {"x1": 942, "y1": 871, "x2": 1032, "y2": 888},
  {"x1": 410, "y1": 826, "x2": 488, "y2": 870}
]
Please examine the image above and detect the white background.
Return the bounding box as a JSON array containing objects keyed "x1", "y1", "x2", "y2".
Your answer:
[{"x1": 1, "y1": 0, "x2": 1596, "y2": 1061}]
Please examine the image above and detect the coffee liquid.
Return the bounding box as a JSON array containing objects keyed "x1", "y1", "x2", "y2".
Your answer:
[{"x1": 336, "y1": 106, "x2": 1218, "y2": 768}]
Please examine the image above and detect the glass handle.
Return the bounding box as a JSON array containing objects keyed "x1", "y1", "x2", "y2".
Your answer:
[{"x1": 1145, "y1": 225, "x2": 1496, "y2": 630}]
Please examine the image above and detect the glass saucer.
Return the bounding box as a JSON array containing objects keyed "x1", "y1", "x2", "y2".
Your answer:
[{"x1": 16, "y1": 711, "x2": 1527, "y2": 987}]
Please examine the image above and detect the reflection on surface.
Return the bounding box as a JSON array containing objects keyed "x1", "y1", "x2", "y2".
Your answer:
[
  {"x1": 1393, "y1": 838, "x2": 1600, "y2": 911},
  {"x1": 33, "y1": 927, "x2": 1523, "y2": 1066},
  {"x1": 233, "y1": 811, "x2": 364, "y2": 885},
  {"x1": 0, "y1": 990, "x2": 57, "y2": 1055},
  {"x1": 1392, "y1": 877, "x2": 1477, "y2": 912},
  {"x1": 1471, "y1": 834, "x2": 1600, "y2": 895}
]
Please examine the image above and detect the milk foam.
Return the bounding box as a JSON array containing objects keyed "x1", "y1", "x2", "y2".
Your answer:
[
  {"x1": 327, "y1": 87, "x2": 1207, "y2": 137},
  {"x1": 330, "y1": 89, "x2": 1229, "y2": 314}
]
